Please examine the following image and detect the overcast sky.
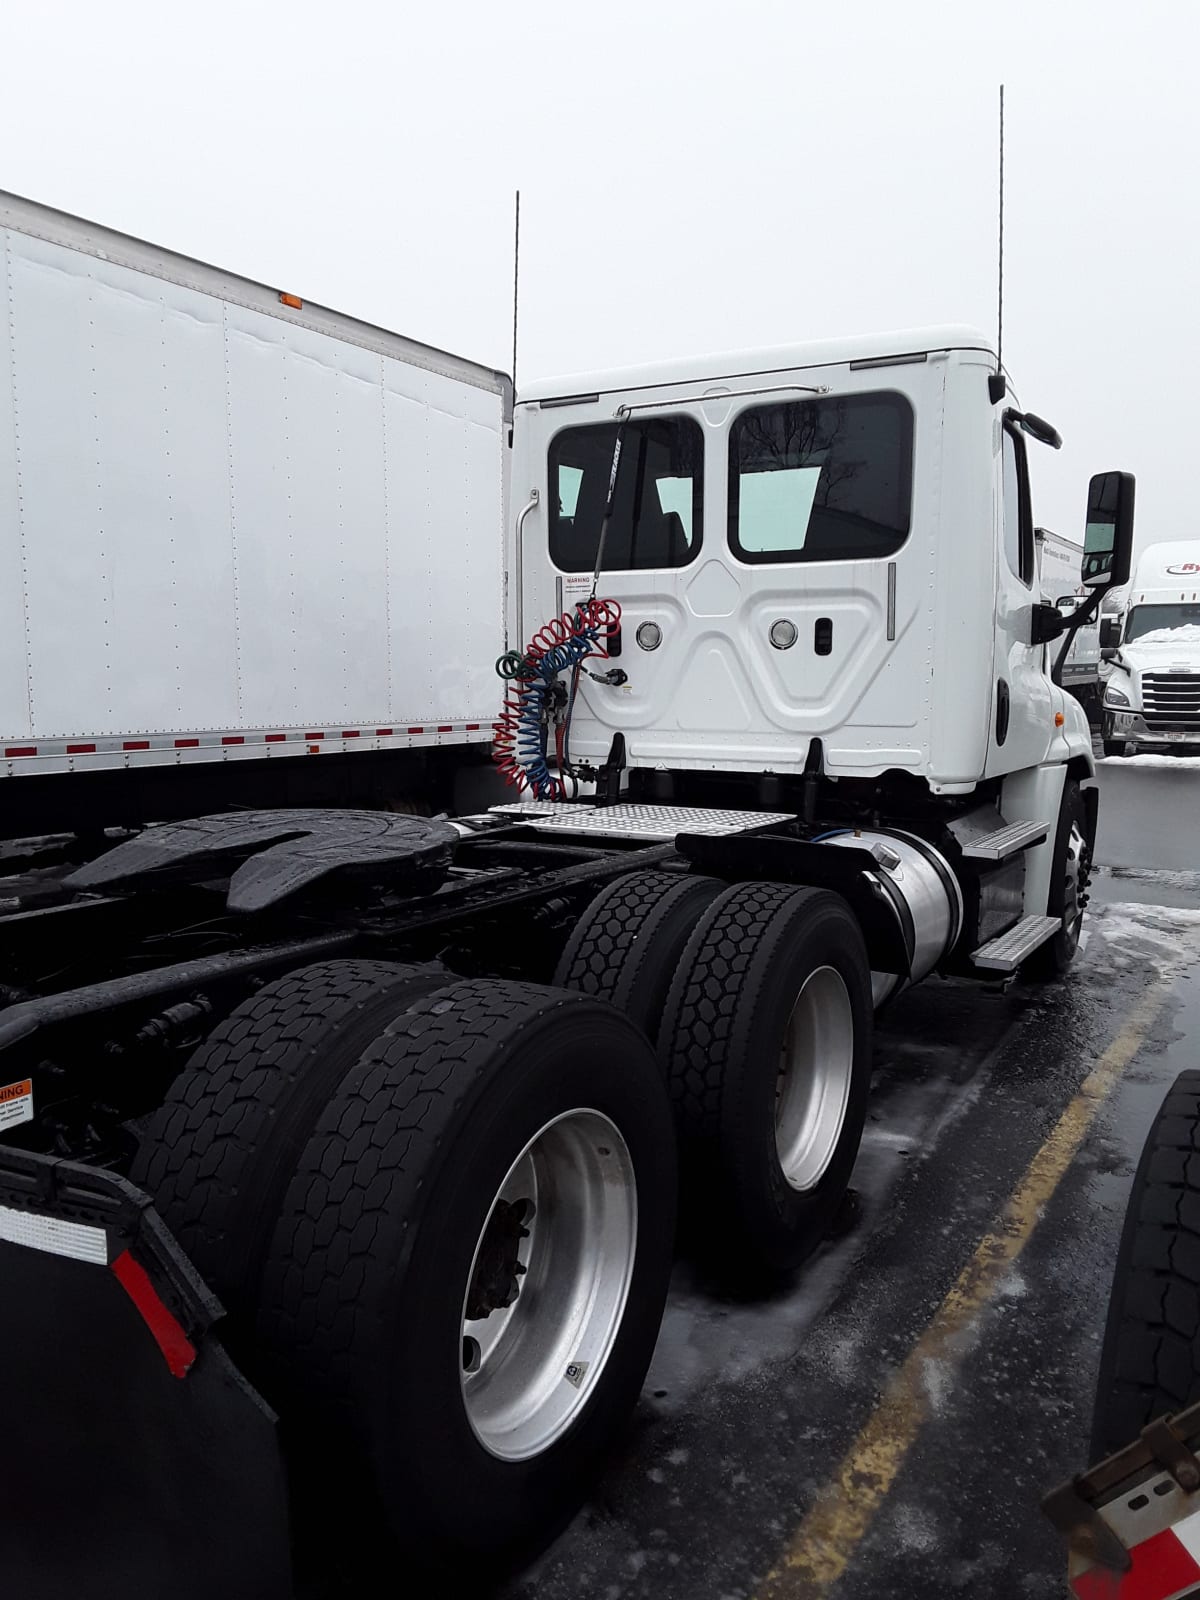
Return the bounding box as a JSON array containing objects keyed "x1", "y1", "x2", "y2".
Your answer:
[{"x1": 3, "y1": 0, "x2": 1195, "y2": 556}]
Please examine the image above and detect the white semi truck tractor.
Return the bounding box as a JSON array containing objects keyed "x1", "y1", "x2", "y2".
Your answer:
[
  {"x1": 0, "y1": 193, "x2": 1135, "y2": 1595},
  {"x1": 1100, "y1": 541, "x2": 1200, "y2": 755}
]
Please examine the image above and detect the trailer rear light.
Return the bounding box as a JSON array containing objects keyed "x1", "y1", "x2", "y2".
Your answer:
[{"x1": 279, "y1": 292, "x2": 303, "y2": 309}]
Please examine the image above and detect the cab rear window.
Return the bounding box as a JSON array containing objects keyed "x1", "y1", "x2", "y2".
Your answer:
[
  {"x1": 548, "y1": 417, "x2": 703, "y2": 572},
  {"x1": 728, "y1": 392, "x2": 913, "y2": 564}
]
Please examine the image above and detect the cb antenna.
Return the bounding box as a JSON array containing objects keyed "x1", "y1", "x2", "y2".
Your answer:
[
  {"x1": 511, "y1": 189, "x2": 521, "y2": 402},
  {"x1": 990, "y1": 86, "x2": 1007, "y2": 404}
]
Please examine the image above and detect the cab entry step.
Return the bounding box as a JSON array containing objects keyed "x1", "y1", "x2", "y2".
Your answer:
[
  {"x1": 489, "y1": 801, "x2": 794, "y2": 843},
  {"x1": 959, "y1": 819, "x2": 1049, "y2": 861},
  {"x1": 971, "y1": 914, "x2": 1061, "y2": 972}
]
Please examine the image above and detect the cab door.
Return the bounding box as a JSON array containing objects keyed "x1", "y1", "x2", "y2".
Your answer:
[{"x1": 984, "y1": 416, "x2": 1054, "y2": 773}]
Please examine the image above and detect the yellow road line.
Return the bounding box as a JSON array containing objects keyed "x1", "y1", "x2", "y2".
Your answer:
[{"x1": 758, "y1": 969, "x2": 1182, "y2": 1600}]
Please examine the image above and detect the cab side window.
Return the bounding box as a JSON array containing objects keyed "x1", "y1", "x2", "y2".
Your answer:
[{"x1": 1001, "y1": 424, "x2": 1034, "y2": 586}]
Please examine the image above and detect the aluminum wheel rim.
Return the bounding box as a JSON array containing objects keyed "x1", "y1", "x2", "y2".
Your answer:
[
  {"x1": 1061, "y1": 817, "x2": 1088, "y2": 952},
  {"x1": 775, "y1": 966, "x2": 855, "y2": 1192},
  {"x1": 459, "y1": 1108, "x2": 637, "y2": 1463}
]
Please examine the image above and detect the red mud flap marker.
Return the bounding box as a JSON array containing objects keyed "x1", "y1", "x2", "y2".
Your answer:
[
  {"x1": 110, "y1": 1248, "x2": 197, "y2": 1377},
  {"x1": 1071, "y1": 1523, "x2": 1200, "y2": 1599},
  {"x1": 1048, "y1": 1413, "x2": 1200, "y2": 1600}
]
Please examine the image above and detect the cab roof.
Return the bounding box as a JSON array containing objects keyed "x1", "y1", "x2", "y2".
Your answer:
[{"x1": 517, "y1": 325, "x2": 996, "y2": 405}]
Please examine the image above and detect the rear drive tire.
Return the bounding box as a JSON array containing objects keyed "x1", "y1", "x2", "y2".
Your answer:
[
  {"x1": 131, "y1": 958, "x2": 448, "y2": 1333},
  {"x1": 554, "y1": 869, "x2": 724, "y2": 1039},
  {"x1": 256, "y1": 981, "x2": 676, "y2": 1577},
  {"x1": 660, "y1": 882, "x2": 873, "y2": 1278},
  {"x1": 1029, "y1": 780, "x2": 1090, "y2": 979},
  {"x1": 1091, "y1": 1071, "x2": 1200, "y2": 1463}
]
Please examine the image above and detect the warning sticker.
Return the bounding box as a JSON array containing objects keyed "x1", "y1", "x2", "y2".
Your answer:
[{"x1": 0, "y1": 1079, "x2": 33, "y2": 1132}]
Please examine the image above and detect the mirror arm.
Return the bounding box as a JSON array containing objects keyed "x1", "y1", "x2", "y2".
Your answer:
[{"x1": 1050, "y1": 587, "x2": 1104, "y2": 686}]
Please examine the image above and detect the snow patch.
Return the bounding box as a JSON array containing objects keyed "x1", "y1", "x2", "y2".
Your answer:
[
  {"x1": 1099, "y1": 753, "x2": 1200, "y2": 769},
  {"x1": 891, "y1": 1503, "x2": 940, "y2": 1555}
]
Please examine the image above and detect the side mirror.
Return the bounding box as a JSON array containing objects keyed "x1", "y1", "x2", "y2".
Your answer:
[
  {"x1": 1101, "y1": 646, "x2": 1117, "y2": 663},
  {"x1": 1082, "y1": 471, "x2": 1135, "y2": 589},
  {"x1": 1100, "y1": 617, "x2": 1122, "y2": 649}
]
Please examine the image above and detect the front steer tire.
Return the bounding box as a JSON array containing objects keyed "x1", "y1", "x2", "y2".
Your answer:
[
  {"x1": 660, "y1": 882, "x2": 873, "y2": 1279},
  {"x1": 256, "y1": 980, "x2": 677, "y2": 1579},
  {"x1": 1029, "y1": 779, "x2": 1090, "y2": 979}
]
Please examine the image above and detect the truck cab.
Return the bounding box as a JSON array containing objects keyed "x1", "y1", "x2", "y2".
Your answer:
[
  {"x1": 510, "y1": 327, "x2": 1097, "y2": 906},
  {"x1": 1101, "y1": 542, "x2": 1200, "y2": 755}
]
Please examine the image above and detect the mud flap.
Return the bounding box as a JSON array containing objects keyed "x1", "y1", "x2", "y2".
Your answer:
[{"x1": 0, "y1": 1146, "x2": 292, "y2": 1600}]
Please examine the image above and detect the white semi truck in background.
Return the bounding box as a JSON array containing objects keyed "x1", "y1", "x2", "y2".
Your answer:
[
  {"x1": 1101, "y1": 541, "x2": 1200, "y2": 755},
  {"x1": 0, "y1": 192, "x2": 1135, "y2": 1597},
  {"x1": 1037, "y1": 528, "x2": 1102, "y2": 718}
]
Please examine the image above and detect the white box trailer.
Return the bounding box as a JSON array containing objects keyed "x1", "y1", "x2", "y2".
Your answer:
[{"x1": 0, "y1": 190, "x2": 509, "y2": 807}]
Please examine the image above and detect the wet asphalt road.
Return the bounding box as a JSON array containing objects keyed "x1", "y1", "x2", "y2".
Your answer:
[{"x1": 500, "y1": 761, "x2": 1200, "y2": 1600}]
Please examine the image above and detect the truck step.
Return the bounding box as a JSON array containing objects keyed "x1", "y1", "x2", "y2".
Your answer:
[
  {"x1": 960, "y1": 819, "x2": 1049, "y2": 862},
  {"x1": 971, "y1": 914, "x2": 1062, "y2": 973},
  {"x1": 488, "y1": 801, "x2": 793, "y2": 842}
]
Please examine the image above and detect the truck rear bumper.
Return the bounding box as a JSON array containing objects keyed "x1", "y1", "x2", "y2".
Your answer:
[{"x1": 0, "y1": 1146, "x2": 292, "y2": 1600}]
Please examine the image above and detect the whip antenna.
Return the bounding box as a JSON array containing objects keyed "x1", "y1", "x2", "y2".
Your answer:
[
  {"x1": 991, "y1": 86, "x2": 1007, "y2": 403},
  {"x1": 511, "y1": 189, "x2": 521, "y2": 401}
]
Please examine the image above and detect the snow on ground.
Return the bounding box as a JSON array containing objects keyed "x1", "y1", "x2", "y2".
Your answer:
[{"x1": 1098, "y1": 753, "x2": 1200, "y2": 768}]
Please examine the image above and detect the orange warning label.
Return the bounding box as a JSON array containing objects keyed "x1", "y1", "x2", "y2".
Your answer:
[{"x1": 0, "y1": 1079, "x2": 33, "y2": 1131}]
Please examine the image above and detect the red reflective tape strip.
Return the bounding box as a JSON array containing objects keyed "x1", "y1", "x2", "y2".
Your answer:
[
  {"x1": 437, "y1": 725, "x2": 452, "y2": 733},
  {"x1": 265, "y1": 733, "x2": 286, "y2": 743},
  {"x1": 221, "y1": 735, "x2": 244, "y2": 746},
  {"x1": 305, "y1": 733, "x2": 325, "y2": 741},
  {"x1": 341, "y1": 729, "x2": 360, "y2": 738},
  {"x1": 123, "y1": 741, "x2": 150, "y2": 751},
  {"x1": 5, "y1": 746, "x2": 36, "y2": 757},
  {"x1": 174, "y1": 738, "x2": 199, "y2": 748},
  {"x1": 407, "y1": 726, "x2": 424, "y2": 734},
  {"x1": 376, "y1": 728, "x2": 393, "y2": 737},
  {"x1": 67, "y1": 743, "x2": 96, "y2": 754},
  {"x1": 465, "y1": 724, "x2": 480, "y2": 731},
  {"x1": 109, "y1": 1249, "x2": 196, "y2": 1379},
  {"x1": 1072, "y1": 1528, "x2": 1200, "y2": 1600}
]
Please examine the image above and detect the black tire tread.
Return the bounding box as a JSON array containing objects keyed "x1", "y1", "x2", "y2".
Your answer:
[
  {"x1": 1092, "y1": 1069, "x2": 1200, "y2": 1461},
  {"x1": 131, "y1": 958, "x2": 442, "y2": 1317},
  {"x1": 661, "y1": 880, "x2": 826, "y2": 1138},
  {"x1": 555, "y1": 870, "x2": 689, "y2": 996},
  {"x1": 553, "y1": 869, "x2": 721, "y2": 1030}
]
